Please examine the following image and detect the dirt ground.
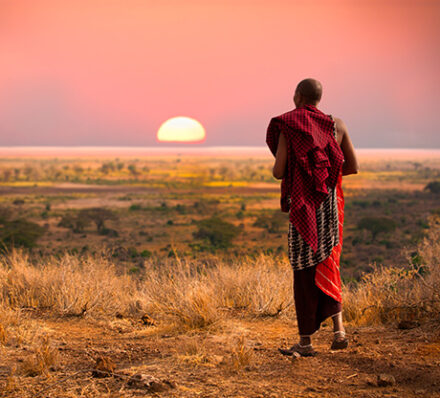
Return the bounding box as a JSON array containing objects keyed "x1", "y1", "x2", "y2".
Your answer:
[{"x1": 1, "y1": 312, "x2": 439, "y2": 398}]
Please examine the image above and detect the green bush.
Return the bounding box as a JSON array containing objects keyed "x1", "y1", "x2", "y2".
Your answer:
[
  {"x1": 58, "y1": 208, "x2": 117, "y2": 234},
  {"x1": 193, "y1": 216, "x2": 240, "y2": 249},
  {"x1": 174, "y1": 204, "x2": 187, "y2": 214},
  {"x1": 140, "y1": 249, "x2": 152, "y2": 258},
  {"x1": 0, "y1": 219, "x2": 45, "y2": 249},
  {"x1": 253, "y1": 211, "x2": 287, "y2": 233},
  {"x1": 58, "y1": 213, "x2": 90, "y2": 233},
  {"x1": 424, "y1": 181, "x2": 440, "y2": 194},
  {"x1": 357, "y1": 216, "x2": 396, "y2": 241},
  {"x1": 79, "y1": 208, "x2": 117, "y2": 233}
]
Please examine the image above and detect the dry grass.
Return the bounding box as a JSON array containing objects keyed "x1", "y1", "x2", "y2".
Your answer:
[
  {"x1": 0, "y1": 218, "x2": 439, "y2": 338},
  {"x1": 0, "y1": 250, "x2": 139, "y2": 317},
  {"x1": 140, "y1": 252, "x2": 293, "y2": 333},
  {"x1": 175, "y1": 335, "x2": 212, "y2": 366},
  {"x1": 20, "y1": 335, "x2": 59, "y2": 377},
  {"x1": 343, "y1": 215, "x2": 440, "y2": 324},
  {"x1": 230, "y1": 334, "x2": 256, "y2": 371}
]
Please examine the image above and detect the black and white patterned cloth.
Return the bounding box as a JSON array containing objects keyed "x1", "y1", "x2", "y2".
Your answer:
[{"x1": 287, "y1": 115, "x2": 340, "y2": 270}]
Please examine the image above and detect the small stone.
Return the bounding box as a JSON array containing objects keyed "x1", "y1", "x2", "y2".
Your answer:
[
  {"x1": 366, "y1": 376, "x2": 376, "y2": 386},
  {"x1": 128, "y1": 373, "x2": 176, "y2": 392},
  {"x1": 92, "y1": 356, "x2": 115, "y2": 378},
  {"x1": 398, "y1": 320, "x2": 420, "y2": 330},
  {"x1": 141, "y1": 313, "x2": 156, "y2": 326},
  {"x1": 377, "y1": 373, "x2": 396, "y2": 387},
  {"x1": 290, "y1": 351, "x2": 301, "y2": 361}
]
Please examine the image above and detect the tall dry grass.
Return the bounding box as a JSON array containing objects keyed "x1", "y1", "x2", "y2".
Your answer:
[
  {"x1": 0, "y1": 216, "x2": 439, "y2": 334},
  {"x1": 140, "y1": 252, "x2": 293, "y2": 332},
  {"x1": 0, "y1": 250, "x2": 138, "y2": 316},
  {"x1": 0, "y1": 249, "x2": 293, "y2": 332},
  {"x1": 343, "y1": 215, "x2": 440, "y2": 324}
]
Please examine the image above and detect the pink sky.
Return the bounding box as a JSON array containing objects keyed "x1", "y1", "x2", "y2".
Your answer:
[{"x1": 0, "y1": 0, "x2": 439, "y2": 147}]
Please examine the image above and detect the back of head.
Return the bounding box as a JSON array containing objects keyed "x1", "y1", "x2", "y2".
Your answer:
[{"x1": 295, "y1": 78, "x2": 323, "y2": 105}]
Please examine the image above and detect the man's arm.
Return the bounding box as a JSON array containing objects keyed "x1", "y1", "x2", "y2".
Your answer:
[
  {"x1": 272, "y1": 131, "x2": 287, "y2": 179},
  {"x1": 335, "y1": 117, "x2": 359, "y2": 176}
]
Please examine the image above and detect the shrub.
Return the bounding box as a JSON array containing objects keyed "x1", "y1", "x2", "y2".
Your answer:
[
  {"x1": 193, "y1": 216, "x2": 240, "y2": 249},
  {"x1": 140, "y1": 249, "x2": 152, "y2": 258},
  {"x1": 58, "y1": 213, "x2": 90, "y2": 233},
  {"x1": 78, "y1": 208, "x2": 117, "y2": 233},
  {"x1": 99, "y1": 227, "x2": 119, "y2": 237},
  {"x1": 175, "y1": 204, "x2": 187, "y2": 214},
  {"x1": 0, "y1": 219, "x2": 45, "y2": 249},
  {"x1": 424, "y1": 181, "x2": 440, "y2": 194},
  {"x1": 253, "y1": 211, "x2": 287, "y2": 233},
  {"x1": 357, "y1": 216, "x2": 396, "y2": 241}
]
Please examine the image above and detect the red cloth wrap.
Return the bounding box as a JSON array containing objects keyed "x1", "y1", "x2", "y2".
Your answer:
[
  {"x1": 315, "y1": 172, "x2": 344, "y2": 303},
  {"x1": 266, "y1": 104, "x2": 344, "y2": 253}
]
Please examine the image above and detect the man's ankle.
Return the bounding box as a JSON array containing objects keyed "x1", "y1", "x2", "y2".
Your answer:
[{"x1": 299, "y1": 337, "x2": 312, "y2": 347}]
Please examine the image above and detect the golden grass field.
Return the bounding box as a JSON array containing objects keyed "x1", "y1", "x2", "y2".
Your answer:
[{"x1": 0, "y1": 148, "x2": 439, "y2": 397}]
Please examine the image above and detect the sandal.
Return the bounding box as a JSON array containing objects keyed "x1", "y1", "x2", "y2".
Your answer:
[
  {"x1": 278, "y1": 343, "x2": 317, "y2": 357},
  {"x1": 331, "y1": 331, "x2": 348, "y2": 350}
]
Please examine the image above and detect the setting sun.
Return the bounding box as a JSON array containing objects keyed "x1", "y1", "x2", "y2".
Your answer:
[{"x1": 157, "y1": 117, "x2": 206, "y2": 143}]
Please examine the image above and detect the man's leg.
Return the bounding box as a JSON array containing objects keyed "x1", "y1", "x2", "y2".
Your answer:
[
  {"x1": 332, "y1": 312, "x2": 344, "y2": 333},
  {"x1": 331, "y1": 312, "x2": 348, "y2": 349},
  {"x1": 280, "y1": 267, "x2": 319, "y2": 356}
]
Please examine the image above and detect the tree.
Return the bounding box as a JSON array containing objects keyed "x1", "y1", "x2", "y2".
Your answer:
[
  {"x1": 425, "y1": 181, "x2": 440, "y2": 194},
  {"x1": 58, "y1": 208, "x2": 117, "y2": 234},
  {"x1": 128, "y1": 164, "x2": 139, "y2": 176},
  {"x1": 253, "y1": 211, "x2": 287, "y2": 233},
  {"x1": 58, "y1": 213, "x2": 90, "y2": 233},
  {"x1": 193, "y1": 216, "x2": 241, "y2": 249},
  {"x1": 357, "y1": 216, "x2": 396, "y2": 241},
  {"x1": 0, "y1": 219, "x2": 45, "y2": 249},
  {"x1": 78, "y1": 208, "x2": 117, "y2": 233}
]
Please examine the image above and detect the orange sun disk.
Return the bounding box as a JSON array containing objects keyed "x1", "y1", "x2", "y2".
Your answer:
[{"x1": 157, "y1": 116, "x2": 206, "y2": 143}]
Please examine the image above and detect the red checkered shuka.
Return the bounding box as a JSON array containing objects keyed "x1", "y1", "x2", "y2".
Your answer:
[{"x1": 266, "y1": 104, "x2": 344, "y2": 253}]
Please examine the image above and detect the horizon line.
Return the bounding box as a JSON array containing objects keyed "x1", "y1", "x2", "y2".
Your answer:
[{"x1": 0, "y1": 146, "x2": 440, "y2": 151}]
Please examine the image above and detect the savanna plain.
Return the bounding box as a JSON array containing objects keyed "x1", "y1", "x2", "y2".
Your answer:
[{"x1": 0, "y1": 148, "x2": 439, "y2": 397}]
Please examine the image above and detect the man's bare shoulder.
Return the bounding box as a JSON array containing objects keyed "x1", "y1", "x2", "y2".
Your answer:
[
  {"x1": 333, "y1": 117, "x2": 348, "y2": 132},
  {"x1": 332, "y1": 116, "x2": 348, "y2": 144}
]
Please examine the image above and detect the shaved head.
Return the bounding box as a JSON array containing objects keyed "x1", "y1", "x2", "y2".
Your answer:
[{"x1": 295, "y1": 78, "x2": 323, "y2": 104}]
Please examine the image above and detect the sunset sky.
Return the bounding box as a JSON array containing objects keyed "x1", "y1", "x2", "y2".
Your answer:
[{"x1": 1, "y1": 0, "x2": 439, "y2": 148}]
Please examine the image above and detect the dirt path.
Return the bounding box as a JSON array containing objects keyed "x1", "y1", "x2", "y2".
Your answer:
[{"x1": 1, "y1": 314, "x2": 439, "y2": 397}]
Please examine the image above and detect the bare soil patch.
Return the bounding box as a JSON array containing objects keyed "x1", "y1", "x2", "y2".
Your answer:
[{"x1": 1, "y1": 313, "x2": 439, "y2": 397}]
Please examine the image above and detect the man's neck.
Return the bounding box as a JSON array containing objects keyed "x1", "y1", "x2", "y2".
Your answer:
[{"x1": 296, "y1": 103, "x2": 319, "y2": 110}]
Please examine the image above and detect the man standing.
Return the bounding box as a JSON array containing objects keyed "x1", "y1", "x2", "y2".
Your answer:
[{"x1": 266, "y1": 78, "x2": 359, "y2": 356}]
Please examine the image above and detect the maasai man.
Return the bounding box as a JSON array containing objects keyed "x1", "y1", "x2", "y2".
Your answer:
[{"x1": 266, "y1": 78, "x2": 359, "y2": 357}]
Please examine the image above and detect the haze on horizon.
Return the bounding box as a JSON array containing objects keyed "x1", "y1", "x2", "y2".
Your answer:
[{"x1": 1, "y1": 0, "x2": 439, "y2": 148}]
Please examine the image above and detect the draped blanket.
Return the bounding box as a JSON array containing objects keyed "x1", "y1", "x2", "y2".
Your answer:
[{"x1": 266, "y1": 104, "x2": 344, "y2": 253}]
